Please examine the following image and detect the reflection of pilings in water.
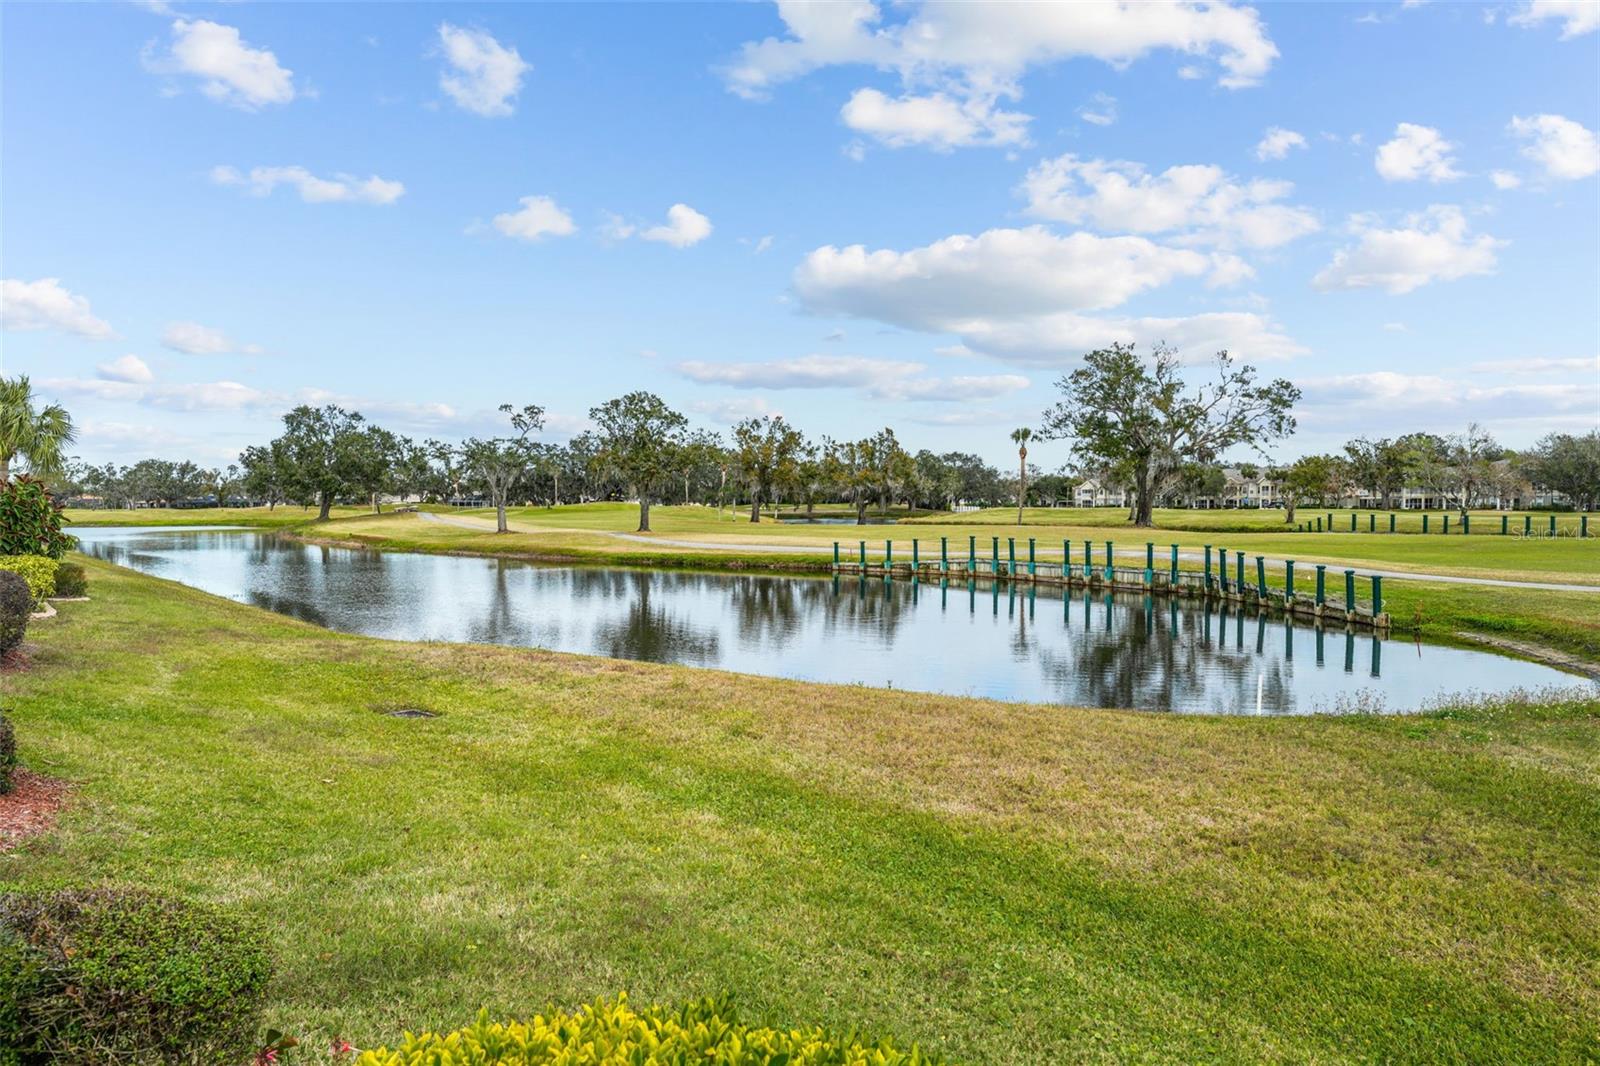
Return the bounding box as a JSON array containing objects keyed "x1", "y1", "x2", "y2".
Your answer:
[
  {"x1": 1371, "y1": 634, "x2": 1382, "y2": 678},
  {"x1": 1345, "y1": 630, "x2": 1356, "y2": 673}
]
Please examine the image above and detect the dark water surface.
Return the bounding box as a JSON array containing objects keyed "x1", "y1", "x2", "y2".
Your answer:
[{"x1": 76, "y1": 527, "x2": 1585, "y2": 714}]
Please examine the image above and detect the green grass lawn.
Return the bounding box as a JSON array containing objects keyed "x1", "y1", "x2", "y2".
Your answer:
[
  {"x1": 63, "y1": 505, "x2": 371, "y2": 528},
  {"x1": 4, "y1": 562, "x2": 1597, "y2": 1062}
]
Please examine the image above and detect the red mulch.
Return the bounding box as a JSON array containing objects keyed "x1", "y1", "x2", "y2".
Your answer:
[
  {"x1": 1, "y1": 644, "x2": 34, "y2": 674},
  {"x1": 0, "y1": 769, "x2": 68, "y2": 851}
]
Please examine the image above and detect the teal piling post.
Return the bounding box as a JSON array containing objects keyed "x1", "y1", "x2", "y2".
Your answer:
[
  {"x1": 968, "y1": 535, "x2": 976, "y2": 570},
  {"x1": 1368, "y1": 513, "x2": 1375, "y2": 533},
  {"x1": 1285, "y1": 559, "x2": 1295, "y2": 601},
  {"x1": 992, "y1": 536, "x2": 1000, "y2": 575},
  {"x1": 885, "y1": 539, "x2": 892, "y2": 567},
  {"x1": 1550, "y1": 514, "x2": 1557, "y2": 535},
  {"x1": 1423, "y1": 514, "x2": 1429, "y2": 534},
  {"x1": 1524, "y1": 515, "x2": 1531, "y2": 536},
  {"x1": 1316, "y1": 516, "x2": 1323, "y2": 532},
  {"x1": 1028, "y1": 538, "x2": 1036, "y2": 576},
  {"x1": 1351, "y1": 513, "x2": 1357, "y2": 532},
  {"x1": 940, "y1": 536, "x2": 948, "y2": 572},
  {"x1": 1007, "y1": 537, "x2": 1016, "y2": 576},
  {"x1": 858, "y1": 540, "x2": 866, "y2": 567},
  {"x1": 912, "y1": 538, "x2": 919, "y2": 569},
  {"x1": 1062, "y1": 540, "x2": 1070, "y2": 576},
  {"x1": 1105, "y1": 541, "x2": 1115, "y2": 581},
  {"x1": 1344, "y1": 569, "x2": 1355, "y2": 614},
  {"x1": 1084, "y1": 540, "x2": 1092, "y2": 578},
  {"x1": 1170, "y1": 544, "x2": 1179, "y2": 584},
  {"x1": 1372, "y1": 575, "x2": 1383, "y2": 617},
  {"x1": 1502, "y1": 514, "x2": 1508, "y2": 535},
  {"x1": 1389, "y1": 513, "x2": 1396, "y2": 533},
  {"x1": 1218, "y1": 546, "x2": 1228, "y2": 592},
  {"x1": 1315, "y1": 564, "x2": 1326, "y2": 606},
  {"x1": 1236, "y1": 551, "x2": 1245, "y2": 593},
  {"x1": 1204, "y1": 545, "x2": 1213, "y2": 589},
  {"x1": 1146, "y1": 542, "x2": 1154, "y2": 571},
  {"x1": 1255, "y1": 555, "x2": 1266, "y2": 599},
  {"x1": 1443, "y1": 514, "x2": 1450, "y2": 535},
  {"x1": 1462, "y1": 514, "x2": 1470, "y2": 535},
  {"x1": 832, "y1": 541, "x2": 840, "y2": 570},
  {"x1": 1583, "y1": 515, "x2": 1589, "y2": 538},
  {"x1": 1327, "y1": 512, "x2": 1334, "y2": 528}
]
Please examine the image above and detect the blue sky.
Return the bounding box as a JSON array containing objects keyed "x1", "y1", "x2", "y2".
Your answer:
[{"x1": 3, "y1": 0, "x2": 1597, "y2": 470}]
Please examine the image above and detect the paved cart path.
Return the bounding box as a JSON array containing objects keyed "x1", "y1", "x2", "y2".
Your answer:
[{"x1": 417, "y1": 511, "x2": 1600, "y2": 593}]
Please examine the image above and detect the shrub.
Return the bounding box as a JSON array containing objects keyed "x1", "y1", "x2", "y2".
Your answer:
[
  {"x1": 354, "y1": 995, "x2": 952, "y2": 1066},
  {"x1": 0, "y1": 887, "x2": 272, "y2": 1066},
  {"x1": 52, "y1": 561, "x2": 87, "y2": 599},
  {"x1": 0, "y1": 712, "x2": 14, "y2": 795},
  {"x1": 0, "y1": 556, "x2": 56, "y2": 609},
  {"x1": 0, "y1": 476, "x2": 74, "y2": 559},
  {"x1": 0, "y1": 571, "x2": 29, "y2": 656}
]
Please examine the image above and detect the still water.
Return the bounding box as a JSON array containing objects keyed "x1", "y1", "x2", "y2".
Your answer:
[{"x1": 76, "y1": 527, "x2": 1584, "y2": 714}]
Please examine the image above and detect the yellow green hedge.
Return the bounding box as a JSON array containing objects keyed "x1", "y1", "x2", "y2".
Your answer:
[
  {"x1": 355, "y1": 996, "x2": 950, "y2": 1065},
  {"x1": 0, "y1": 555, "x2": 56, "y2": 608}
]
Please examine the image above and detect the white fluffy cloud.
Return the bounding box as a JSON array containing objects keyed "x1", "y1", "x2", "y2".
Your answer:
[
  {"x1": 43, "y1": 376, "x2": 274, "y2": 413},
  {"x1": 210, "y1": 165, "x2": 404, "y2": 205},
  {"x1": 1312, "y1": 206, "x2": 1504, "y2": 294},
  {"x1": 161, "y1": 321, "x2": 260, "y2": 355},
  {"x1": 722, "y1": 1, "x2": 1277, "y2": 150},
  {"x1": 641, "y1": 204, "x2": 713, "y2": 248},
  {"x1": 1374, "y1": 123, "x2": 1462, "y2": 182},
  {"x1": 1077, "y1": 92, "x2": 1117, "y2": 127},
  {"x1": 96, "y1": 355, "x2": 155, "y2": 384},
  {"x1": 437, "y1": 23, "x2": 530, "y2": 117},
  {"x1": 840, "y1": 88, "x2": 1028, "y2": 150},
  {"x1": 791, "y1": 226, "x2": 1301, "y2": 366},
  {"x1": 0, "y1": 278, "x2": 114, "y2": 339},
  {"x1": 1508, "y1": 0, "x2": 1600, "y2": 37},
  {"x1": 1489, "y1": 170, "x2": 1523, "y2": 190},
  {"x1": 1019, "y1": 155, "x2": 1319, "y2": 249},
  {"x1": 675, "y1": 353, "x2": 1030, "y2": 401},
  {"x1": 151, "y1": 19, "x2": 296, "y2": 109},
  {"x1": 1509, "y1": 113, "x2": 1600, "y2": 180},
  {"x1": 1255, "y1": 126, "x2": 1306, "y2": 161},
  {"x1": 1296, "y1": 371, "x2": 1599, "y2": 429},
  {"x1": 492, "y1": 196, "x2": 577, "y2": 241}
]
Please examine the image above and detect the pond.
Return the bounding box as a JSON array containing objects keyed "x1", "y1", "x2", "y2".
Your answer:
[{"x1": 74, "y1": 527, "x2": 1586, "y2": 715}]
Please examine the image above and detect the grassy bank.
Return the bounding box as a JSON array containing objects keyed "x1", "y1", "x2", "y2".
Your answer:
[
  {"x1": 5, "y1": 562, "x2": 1599, "y2": 1062},
  {"x1": 64, "y1": 505, "x2": 370, "y2": 528}
]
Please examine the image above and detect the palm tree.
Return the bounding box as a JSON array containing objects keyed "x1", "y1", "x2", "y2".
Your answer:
[
  {"x1": 1010, "y1": 426, "x2": 1033, "y2": 525},
  {"x1": 0, "y1": 375, "x2": 76, "y2": 481}
]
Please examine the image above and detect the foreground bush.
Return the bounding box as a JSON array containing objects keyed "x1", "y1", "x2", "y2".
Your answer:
[
  {"x1": 0, "y1": 712, "x2": 14, "y2": 795},
  {"x1": 0, "y1": 556, "x2": 56, "y2": 609},
  {"x1": 52, "y1": 561, "x2": 87, "y2": 599},
  {"x1": 355, "y1": 995, "x2": 951, "y2": 1066},
  {"x1": 0, "y1": 571, "x2": 29, "y2": 655},
  {"x1": 0, "y1": 476, "x2": 73, "y2": 559},
  {"x1": 0, "y1": 887, "x2": 272, "y2": 1065}
]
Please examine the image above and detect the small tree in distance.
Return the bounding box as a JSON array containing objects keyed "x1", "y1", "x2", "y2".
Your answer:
[
  {"x1": 1010, "y1": 427, "x2": 1032, "y2": 525},
  {"x1": 461, "y1": 404, "x2": 545, "y2": 533},
  {"x1": 589, "y1": 392, "x2": 687, "y2": 532}
]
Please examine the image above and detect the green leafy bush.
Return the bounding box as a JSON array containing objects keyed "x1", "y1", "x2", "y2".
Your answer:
[
  {"x1": 0, "y1": 476, "x2": 73, "y2": 559},
  {"x1": 0, "y1": 571, "x2": 29, "y2": 656},
  {"x1": 0, "y1": 887, "x2": 272, "y2": 1066},
  {"x1": 0, "y1": 556, "x2": 56, "y2": 609},
  {"x1": 52, "y1": 561, "x2": 87, "y2": 599},
  {"x1": 355, "y1": 995, "x2": 952, "y2": 1066},
  {"x1": 0, "y1": 712, "x2": 14, "y2": 795}
]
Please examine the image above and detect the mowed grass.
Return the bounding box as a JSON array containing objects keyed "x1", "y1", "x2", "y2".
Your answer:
[
  {"x1": 923, "y1": 505, "x2": 1592, "y2": 536},
  {"x1": 64, "y1": 505, "x2": 370, "y2": 528},
  {"x1": 6, "y1": 562, "x2": 1600, "y2": 1061}
]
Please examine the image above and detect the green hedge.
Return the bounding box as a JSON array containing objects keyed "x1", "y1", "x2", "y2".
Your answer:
[
  {"x1": 355, "y1": 996, "x2": 951, "y2": 1065},
  {"x1": 0, "y1": 476, "x2": 74, "y2": 559},
  {"x1": 53, "y1": 561, "x2": 88, "y2": 598},
  {"x1": 0, "y1": 571, "x2": 29, "y2": 656},
  {"x1": 0, "y1": 887, "x2": 272, "y2": 1065},
  {"x1": 0, "y1": 556, "x2": 56, "y2": 609}
]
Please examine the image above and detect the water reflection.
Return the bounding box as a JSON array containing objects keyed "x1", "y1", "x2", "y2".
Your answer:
[{"x1": 75, "y1": 527, "x2": 1586, "y2": 715}]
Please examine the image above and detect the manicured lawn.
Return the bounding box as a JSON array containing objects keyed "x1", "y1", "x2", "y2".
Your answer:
[
  {"x1": 5, "y1": 562, "x2": 1598, "y2": 1062},
  {"x1": 64, "y1": 505, "x2": 371, "y2": 527}
]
